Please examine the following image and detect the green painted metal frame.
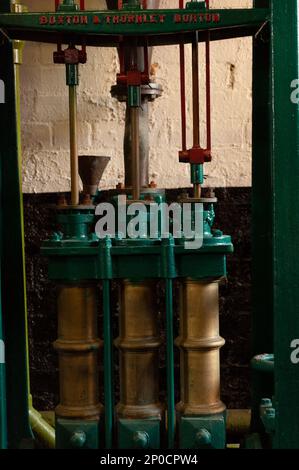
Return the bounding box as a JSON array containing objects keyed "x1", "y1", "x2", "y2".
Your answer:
[
  {"x1": 0, "y1": 203, "x2": 7, "y2": 449},
  {"x1": 271, "y1": 0, "x2": 299, "y2": 449},
  {"x1": 251, "y1": 0, "x2": 274, "y2": 434},
  {"x1": 0, "y1": 8, "x2": 269, "y2": 41},
  {"x1": 1, "y1": 0, "x2": 299, "y2": 450},
  {"x1": 0, "y1": 0, "x2": 33, "y2": 449}
]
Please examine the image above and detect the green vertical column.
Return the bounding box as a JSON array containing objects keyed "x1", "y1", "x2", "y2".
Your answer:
[
  {"x1": 271, "y1": 0, "x2": 299, "y2": 449},
  {"x1": 0, "y1": 0, "x2": 32, "y2": 448},
  {"x1": 0, "y1": 226, "x2": 7, "y2": 449},
  {"x1": 99, "y1": 238, "x2": 114, "y2": 449},
  {"x1": 162, "y1": 237, "x2": 176, "y2": 449},
  {"x1": 251, "y1": 0, "x2": 274, "y2": 432}
]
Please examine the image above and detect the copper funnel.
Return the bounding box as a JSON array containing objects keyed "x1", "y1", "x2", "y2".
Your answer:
[{"x1": 79, "y1": 155, "x2": 110, "y2": 196}]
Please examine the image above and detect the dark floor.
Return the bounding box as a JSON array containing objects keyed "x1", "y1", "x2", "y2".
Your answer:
[{"x1": 24, "y1": 186, "x2": 251, "y2": 411}]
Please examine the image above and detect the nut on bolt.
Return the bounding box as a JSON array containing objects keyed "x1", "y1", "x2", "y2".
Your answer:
[{"x1": 196, "y1": 429, "x2": 212, "y2": 448}]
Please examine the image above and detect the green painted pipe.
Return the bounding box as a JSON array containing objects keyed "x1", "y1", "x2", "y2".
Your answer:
[
  {"x1": 103, "y1": 279, "x2": 113, "y2": 449},
  {"x1": 0, "y1": 286, "x2": 7, "y2": 449},
  {"x1": 165, "y1": 278, "x2": 175, "y2": 448}
]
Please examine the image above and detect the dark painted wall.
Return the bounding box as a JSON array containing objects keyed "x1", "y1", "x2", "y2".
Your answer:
[{"x1": 24, "y1": 187, "x2": 251, "y2": 411}]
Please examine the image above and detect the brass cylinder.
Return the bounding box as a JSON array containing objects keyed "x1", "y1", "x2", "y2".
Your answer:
[
  {"x1": 54, "y1": 284, "x2": 103, "y2": 420},
  {"x1": 176, "y1": 279, "x2": 225, "y2": 416},
  {"x1": 115, "y1": 280, "x2": 163, "y2": 420}
]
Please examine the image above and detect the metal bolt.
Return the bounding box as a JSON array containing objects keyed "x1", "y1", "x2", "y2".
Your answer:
[
  {"x1": 213, "y1": 229, "x2": 223, "y2": 238},
  {"x1": 196, "y1": 428, "x2": 212, "y2": 448},
  {"x1": 69, "y1": 431, "x2": 86, "y2": 449},
  {"x1": 81, "y1": 193, "x2": 92, "y2": 205},
  {"x1": 50, "y1": 232, "x2": 62, "y2": 241},
  {"x1": 205, "y1": 187, "x2": 215, "y2": 198},
  {"x1": 148, "y1": 180, "x2": 157, "y2": 189},
  {"x1": 133, "y1": 431, "x2": 149, "y2": 449},
  {"x1": 265, "y1": 408, "x2": 276, "y2": 418},
  {"x1": 261, "y1": 398, "x2": 272, "y2": 407}
]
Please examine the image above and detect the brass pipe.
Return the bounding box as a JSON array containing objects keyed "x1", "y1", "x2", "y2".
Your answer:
[
  {"x1": 131, "y1": 107, "x2": 141, "y2": 200},
  {"x1": 176, "y1": 280, "x2": 225, "y2": 416},
  {"x1": 194, "y1": 184, "x2": 201, "y2": 199},
  {"x1": 54, "y1": 284, "x2": 103, "y2": 421},
  {"x1": 116, "y1": 280, "x2": 163, "y2": 420},
  {"x1": 69, "y1": 85, "x2": 79, "y2": 206},
  {"x1": 29, "y1": 403, "x2": 55, "y2": 449}
]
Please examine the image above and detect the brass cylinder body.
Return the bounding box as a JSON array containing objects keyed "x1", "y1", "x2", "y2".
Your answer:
[
  {"x1": 116, "y1": 280, "x2": 163, "y2": 420},
  {"x1": 54, "y1": 284, "x2": 103, "y2": 420},
  {"x1": 176, "y1": 280, "x2": 225, "y2": 416}
]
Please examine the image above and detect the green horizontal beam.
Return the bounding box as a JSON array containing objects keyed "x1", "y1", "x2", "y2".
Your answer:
[
  {"x1": 0, "y1": 9, "x2": 269, "y2": 39},
  {"x1": 42, "y1": 249, "x2": 232, "y2": 282}
]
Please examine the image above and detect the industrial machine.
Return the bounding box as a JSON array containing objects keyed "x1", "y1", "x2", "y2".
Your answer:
[{"x1": 0, "y1": 0, "x2": 298, "y2": 450}]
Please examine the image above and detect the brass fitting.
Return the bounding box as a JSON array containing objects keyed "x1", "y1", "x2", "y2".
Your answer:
[{"x1": 11, "y1": 1, "x2": 27, "y2": 65}]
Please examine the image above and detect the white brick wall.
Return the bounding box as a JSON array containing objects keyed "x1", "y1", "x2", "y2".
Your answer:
[{"x1": 20, "y1": 0, "x2": 253, "y2": 193}]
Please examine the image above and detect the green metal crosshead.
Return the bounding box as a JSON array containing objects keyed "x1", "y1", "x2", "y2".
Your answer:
[{"x1": 0, "y1": 0, "x2": 298, "y2": 450}]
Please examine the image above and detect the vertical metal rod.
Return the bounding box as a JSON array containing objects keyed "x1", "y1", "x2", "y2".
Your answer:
[
  {"x1": 192, "y1": 31, "x2": 201, "y2": 198},
  {"x1": 103, "y1": 279, "x2": 113, "y2": 449},
  {"x1": 179, "y1": 0, "x2": 186, "y2": 151},
  {"x1": 166, "y1": 278, "x2": 175, "y2": 448},
  {"x1": 144, "y1": 42, "x2": 149, "y2": 75},
  {"x1": 194, "y1": 183, "x2": 201, "y2": 199},
  {"x1": 69, "y1": 85, "x2": 79, "y2": 206},
  {"x1": 131, "y1": 107, "x2": 140, "y2": 200},
  {"x1": 180, "y1": 42, "x2": 187, "y2": 151},
  {"x1": 192, "y1": 31, "x2": 200, "y2": 148},
  {"x1": 205, "y1": 32, "x2": 211, "y2": 150}
]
